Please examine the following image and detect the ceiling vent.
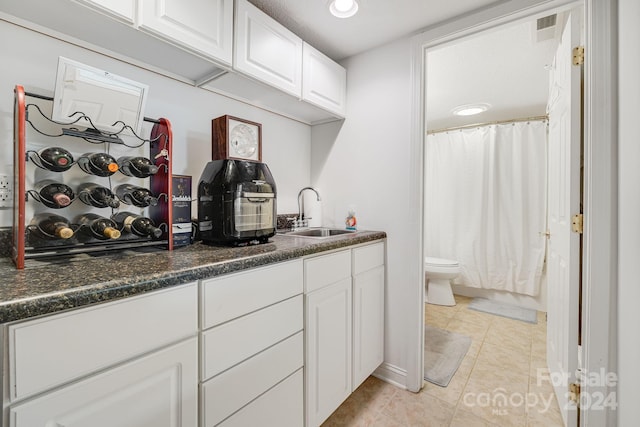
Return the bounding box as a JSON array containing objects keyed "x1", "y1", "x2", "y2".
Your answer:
[{"x1": 535, "y1": 14, "x2": 558, "y2": 42}]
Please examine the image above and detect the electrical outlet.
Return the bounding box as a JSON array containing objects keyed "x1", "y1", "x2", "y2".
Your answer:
[{"x1": 0, "y1": 174, "x2": 12, "y2": 208}]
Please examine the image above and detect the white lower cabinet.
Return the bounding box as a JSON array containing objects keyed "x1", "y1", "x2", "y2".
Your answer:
[
  {"x1": 304, "y1": 241, "x2": 386, "y2": 427},
  {"x1": 1, "y1": 243, "x2": 384, "y2": 427},
  {"x1": 199, "y1": 260, "x2": 304, "y2": 427},
  {"x1": 4, "y1": 282, "x2": 199, "y2": 427},
  {"x1": 305, "y1": 277, "x2": 353, "y2": 427},
  {"x1": 9, "y1": 337, "x2": 198, "y2": 427},
  {"x1": 218, "y1": 369, "x2": 303, "y2": 427},
  {"x1": 353, "y1": 265, "x2": 385, "y2": 389},
  {"x1": 202, "y1": 332, "x2": 303, "y2": 426}
]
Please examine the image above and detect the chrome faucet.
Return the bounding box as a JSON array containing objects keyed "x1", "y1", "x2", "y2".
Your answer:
[{"x1": 293, "y1": 187, "x2": 321, "y2": 230}]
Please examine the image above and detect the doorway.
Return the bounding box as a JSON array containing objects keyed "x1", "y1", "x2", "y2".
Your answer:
[
  {"x1": 423, "y1": 9, "x2": 577, "y2": 426},
  {"x1": 424, "y1": 16, "x2": 557, "y2": 311},
  {"x1": 408, "y1": 1, "x2": 617, "y2": 426}
]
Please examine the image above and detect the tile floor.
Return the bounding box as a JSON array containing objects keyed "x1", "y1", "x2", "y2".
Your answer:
[{"x1": 322, "y1": 295, "x2": 565, "y2": 427}]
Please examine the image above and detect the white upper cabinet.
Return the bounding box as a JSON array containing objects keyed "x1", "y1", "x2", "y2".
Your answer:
[
  {"x1": 303, "y1": 42, "x2": 347, "y2": 117},
  {"x1": 233, "y1": 0, "x2": 303, "y2": 97},
  {"x1": 73, "y1": 0, "x2": 136, "y2": 24},
  {"x1": 1, "y1": 0, "x2": 347, "y2": 123},
  {"x1": 139, "y1": 0, "x2": 233, "y2": 65},
  {"x1": 0, "y1": 0, "x2": 228, "y2": 81}
]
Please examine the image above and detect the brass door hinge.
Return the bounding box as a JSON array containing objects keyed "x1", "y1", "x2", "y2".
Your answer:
[
  {"x1": 569, "y1": 382, "x2": 581, "y2": 406},
  {"x1": 573, "y1": 46, "x2": 585, "y2": 65},
  {"x1": 572, "y1": 213, "x2": 584, "y2": 234}
]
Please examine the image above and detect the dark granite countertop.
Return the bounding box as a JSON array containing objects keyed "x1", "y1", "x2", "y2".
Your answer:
[{"x1": 0, "y1": 231, "x2": 386, "y2": 324}]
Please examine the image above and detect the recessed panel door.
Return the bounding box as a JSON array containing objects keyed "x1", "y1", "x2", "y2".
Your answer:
[{"x1": 546, "y1": 9, "x2": 582, "y2": 426}]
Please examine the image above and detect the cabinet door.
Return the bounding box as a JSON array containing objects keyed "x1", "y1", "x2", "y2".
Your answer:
[
  {"x1": 353, "y1": 265, "x2": 385, "y2": 389},
  {"x1": 234, "y1": 0, "x2": 302, "y2": 97},
  {"x1": 139, "y1": 0, "x2": 233, "y2": 64},
  {"x1": 302, "y1": 42, "x2": 347, "y2": 117},
  {"x1": 305, "y1": 278, "x2": 352, "y2": 427},
  {"x1": 10, "y1": 337, "x2": 198, "y2": 427},
  {"x1": 73, "y1": 0, "x2": 136, "y2": 23}
]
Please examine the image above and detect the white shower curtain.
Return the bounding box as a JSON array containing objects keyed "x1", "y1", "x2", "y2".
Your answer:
[{"x1": 424, "y1": 120, "x2": 547, "y2": 296}]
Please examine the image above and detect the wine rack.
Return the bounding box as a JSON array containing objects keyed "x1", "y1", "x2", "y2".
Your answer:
[{"x1": 11, "y1": 85, "x2": 174, "y2": 269}]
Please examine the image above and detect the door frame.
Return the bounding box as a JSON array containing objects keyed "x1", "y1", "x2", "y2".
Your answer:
[{"x1": 408, "y1": 0, "x2": 617, "y2": 425}]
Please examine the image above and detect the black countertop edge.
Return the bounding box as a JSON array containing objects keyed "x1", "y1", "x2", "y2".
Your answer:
[{"x1": 0, "y1": 231, "x2": 386, "y2": 324}]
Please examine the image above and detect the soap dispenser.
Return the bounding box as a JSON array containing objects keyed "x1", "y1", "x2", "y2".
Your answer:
[{"x1": 345, "y1": 207, "x2": 357, "y2": 231}]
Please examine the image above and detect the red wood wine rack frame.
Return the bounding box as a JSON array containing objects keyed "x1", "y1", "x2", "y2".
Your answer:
[{"x1": 11, "y1": 85, "x2": 174, "y2": 269}]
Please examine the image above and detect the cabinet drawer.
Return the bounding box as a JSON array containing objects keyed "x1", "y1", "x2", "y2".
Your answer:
[
  {"x1": 201, "y1": 331, "x2": 303, "y2": 427},
  {"x1": 304, "y1": 250, "x2": 351, "y2": 293},
  {"x1": 353, "y1": 242, "x2": 385, "y2": 275},
  {"x1": 9, "y1": 337, "x2": 198, "y2": 427},
  {"x1": 9, "y1": 282, "x2": 198, "y2": 401},
  {"x1": 201, "y1": 295, "x2": 303, "y2": 380},
  {"x1": 219, "y1": 368, "x2": 303, "y2": 427},
  {"x1": 201, "y1": 259, "x2": 303, "y2": 329}
]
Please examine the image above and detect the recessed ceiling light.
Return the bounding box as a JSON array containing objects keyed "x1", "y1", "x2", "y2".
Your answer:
[
  {"x1": 452, "y1": 103, "x2": 490, "y2": 116},
  {"x1": 329, "y1": 0, "x2": 359, "y2": 18}
]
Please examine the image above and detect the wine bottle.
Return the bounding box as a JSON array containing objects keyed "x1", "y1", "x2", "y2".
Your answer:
[
  {"x1": 32, "y1": 179, "x2": 74, "y2": 208},
  {"x1": 77, "y1": 183, "x2": 120, "y2": 208},
  {"x1": 117, "y1": 156, "x2": 159, "y2": 178},
  {"x1": 74, "y1": 213, "x2": 121, "y2": 240},
  {"x1": 111, "y1": 211, "x2": 162, "y2": 238},
  {"x1": 31, "y1": 147, "x2": 74, "y2": 172},
  {"x1": 77, "y1": 152, "x2": 119, "y2": 177},
  {"x1": 29, "y1": 213, "x2": 74, "y2": 239},
  {"x1": 114, "y1": 184, "x2": 159, "y2": 208}
]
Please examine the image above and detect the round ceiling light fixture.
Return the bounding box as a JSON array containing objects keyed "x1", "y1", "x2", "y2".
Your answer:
[
  {"x1": 329, "y1": 0, "x2": 359, "y2": 18},
  {"x1": 452, "y1": 103, "x2": 491, "y2": 116}
]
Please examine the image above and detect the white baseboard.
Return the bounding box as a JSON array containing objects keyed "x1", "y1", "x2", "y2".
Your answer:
[{"x1": 372, "y1": 362, "x2": 411, "y2": 391}]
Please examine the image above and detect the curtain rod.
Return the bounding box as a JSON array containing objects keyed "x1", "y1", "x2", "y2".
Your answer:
[{"x1": 427, "y1": 115, "x2": 548, "y2": 135}]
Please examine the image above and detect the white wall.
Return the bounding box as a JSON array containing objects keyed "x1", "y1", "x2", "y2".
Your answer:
[
  {"x1": 311, "y1": 37, "x2": 415, "y2": 384},
  {"x1": 617, "y1": 0, "x2": 640, "y2": 423},
  {"x1": 0, "y1": 19, "x2": 311, "y2": 227}
]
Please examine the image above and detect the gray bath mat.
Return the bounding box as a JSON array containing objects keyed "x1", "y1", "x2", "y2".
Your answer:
[
  {"x1": 468, "y1": 297, "x2": 538, "y2": 324},
  {"x1": 424, "y1": 325, "x2": 471, "y2": 387}
]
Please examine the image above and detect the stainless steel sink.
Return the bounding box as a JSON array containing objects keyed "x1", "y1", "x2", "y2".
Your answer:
[{"x1": 281, "y1": 228, "x2": 356, "y2": 238}]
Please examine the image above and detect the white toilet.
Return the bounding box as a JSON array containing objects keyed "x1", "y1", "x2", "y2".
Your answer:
[{"x1": 424, "y1": 257, "x2": 460, "y2": 306}]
